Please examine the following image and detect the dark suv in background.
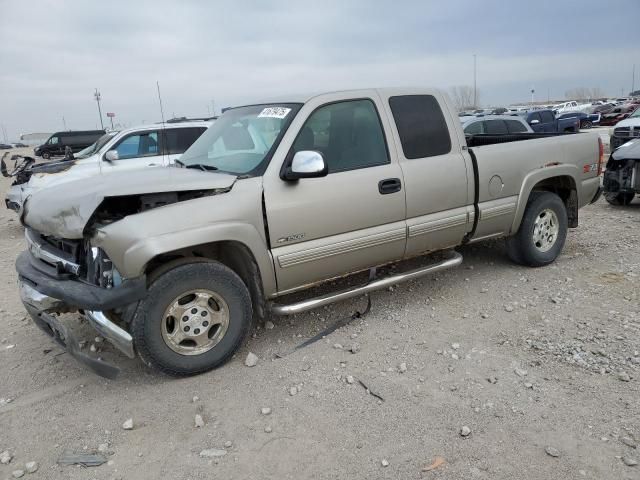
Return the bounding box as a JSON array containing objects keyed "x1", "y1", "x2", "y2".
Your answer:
[
  {"x1": 34, "y1": 130, "x2": 105, "y2": 159},
  {"x1": 513, "y1": 109, "x2": 579, "y2": 133}
]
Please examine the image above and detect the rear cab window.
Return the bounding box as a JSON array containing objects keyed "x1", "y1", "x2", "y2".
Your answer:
[{"x1": 389, "y1": 95, "x2": 451, "y2": 159}]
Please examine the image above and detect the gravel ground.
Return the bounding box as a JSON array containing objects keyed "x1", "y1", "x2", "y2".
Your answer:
[{"x1": 0, "y1": 153, "x2": 638, "y2": 479}]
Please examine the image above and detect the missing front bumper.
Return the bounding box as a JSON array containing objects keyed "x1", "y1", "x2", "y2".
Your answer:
[
  {"x1": 24, "y1": 304, "x2": 121, "y2": 379},
  {"x1": 19, "y1": 280, "x2": 136, "y2": 379}
]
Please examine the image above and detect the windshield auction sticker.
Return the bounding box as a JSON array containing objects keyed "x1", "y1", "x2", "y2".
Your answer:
[{"x1": 258, "y1": 107, "x2": 291, "y2": 119}]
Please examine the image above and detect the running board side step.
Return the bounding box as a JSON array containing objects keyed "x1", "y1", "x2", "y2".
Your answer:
[{"x1": 269, "y1": 250, "x2": 463, "y2": 316}]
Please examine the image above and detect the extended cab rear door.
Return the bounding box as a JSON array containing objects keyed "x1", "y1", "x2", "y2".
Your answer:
[
  {"x1": 263, "y1": 91, "x2": 407, "y2": 294},
  {"x1": 379, "y1": 90, "x2": 474, "y2": 257}
]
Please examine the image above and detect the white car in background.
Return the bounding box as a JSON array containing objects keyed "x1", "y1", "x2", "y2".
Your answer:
[{"x1": 5, "y1": 121, "x2": 212, "y2": 212}]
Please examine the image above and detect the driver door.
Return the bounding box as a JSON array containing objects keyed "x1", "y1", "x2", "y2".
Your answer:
[{"x1": 263, "y1": 95, "x2": 407, "y2": 294}]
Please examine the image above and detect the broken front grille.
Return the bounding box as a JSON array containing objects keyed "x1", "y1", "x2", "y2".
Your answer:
[{"x1": 25, "y1": 229, "x2": 82, "y2": 276}]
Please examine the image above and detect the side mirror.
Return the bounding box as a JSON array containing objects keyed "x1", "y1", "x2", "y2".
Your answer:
[
  {"x1": 530, "y1": 119, "x2": 540, "y2": 125},
  {"x1": 282, "y1": 151, "x2": 328, "y2": 181},
  {"x1": 104, "y1": 150, "x2": 119, "y2": 162}
]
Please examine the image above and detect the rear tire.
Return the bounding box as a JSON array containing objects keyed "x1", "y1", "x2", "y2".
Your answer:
[
  {"x1": 131, "y1": 262, "x2": 252, "y2": 376},
  {"x1": 505, "y1": 192, "x2": 568, "y2": 267},
  {"x1": 604, "y1": 192, "x2": 635, "y2": 206}
]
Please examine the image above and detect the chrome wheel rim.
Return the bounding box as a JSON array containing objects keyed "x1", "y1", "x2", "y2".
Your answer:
[
  {"x1": 532, "y1": 208, "x2": 559, "y2": 252},
  {"x1": 161, "y1": 289, "x2": 230, "y2": 356}
]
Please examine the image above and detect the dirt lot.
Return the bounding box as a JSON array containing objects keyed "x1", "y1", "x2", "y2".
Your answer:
[{"x1": 0, "y1": 153, "x2": 638, "y2": 480}]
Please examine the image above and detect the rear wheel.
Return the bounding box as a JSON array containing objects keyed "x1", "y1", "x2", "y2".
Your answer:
[
  {"x1": 506, "y1": 192, "x2": 568, "y2": 267},
  {"x1": 604, "y1": 192, "x2": 635, "y2": 206},
  {"x1": 131, "y1": 261, "x2": 252, "y2": 376}
]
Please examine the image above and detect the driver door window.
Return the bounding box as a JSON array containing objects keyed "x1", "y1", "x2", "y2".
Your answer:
[
  {"x1": 48, "y1": 136, "x2": 59, "y2": 145},
  {"x1": 291, "y1": 99, "x2": 389, "y2": 173}
]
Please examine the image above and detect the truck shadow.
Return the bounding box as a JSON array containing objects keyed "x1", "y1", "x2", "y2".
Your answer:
[{"x1": 104, "y1": 237, "x2": 518, "y2": 383}]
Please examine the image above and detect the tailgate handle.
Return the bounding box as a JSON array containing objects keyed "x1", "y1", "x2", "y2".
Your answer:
[{"x1": 378, "y1": 178, "x2": 402, "y2": 195}]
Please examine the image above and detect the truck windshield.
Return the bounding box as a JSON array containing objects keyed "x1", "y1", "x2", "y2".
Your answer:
[{"x1": 179, "y1": 103, "x2": 301, "y2": 175}]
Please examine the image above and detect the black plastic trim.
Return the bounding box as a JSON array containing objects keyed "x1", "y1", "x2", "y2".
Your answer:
[{"x1": 17, "y1": 251, "x2": 147, "y2": 311}]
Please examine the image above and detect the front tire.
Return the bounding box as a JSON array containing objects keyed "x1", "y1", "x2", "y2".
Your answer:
[
  {"x1": 604, "y1": 192, "x2": 635, "y2": 206},
  {"x1": 581, "y1": 120, "x2": 593, "y2": 129},
  {"x1": 41, "y1": 152, "x2": 51, "y2": 160},
  {"x1": 506, "y1": 192, "x2": 568, "y2": 267},
  {"x1": 131, "y1": 261, "x2": 252, "y2": 376}
]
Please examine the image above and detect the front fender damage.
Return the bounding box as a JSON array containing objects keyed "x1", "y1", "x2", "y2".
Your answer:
[{"x1": 22, "y1": 167, "x2": 238, "y2": 239}]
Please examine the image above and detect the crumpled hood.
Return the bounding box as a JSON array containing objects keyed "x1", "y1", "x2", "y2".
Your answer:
[{"x1": 23, "y1": 166, "x2": 237, "y2": 239}]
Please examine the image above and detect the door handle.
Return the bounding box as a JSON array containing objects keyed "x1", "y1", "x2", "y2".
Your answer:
[{"x1": 378, "y1": 178, "x2": 402, "y2": 195}]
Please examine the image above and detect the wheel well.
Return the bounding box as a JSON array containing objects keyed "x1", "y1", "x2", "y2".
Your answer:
[
  {"x1": 531, "y1": 175, "x2": 578, "y2": 227},
  {"x1": 144, "y1": 241, "x2": 267, "y2": 321}
]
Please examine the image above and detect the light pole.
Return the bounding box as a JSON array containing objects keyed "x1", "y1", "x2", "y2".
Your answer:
[
  {"x1": 531, "y1": 88, "x2": 535, "y2": 105},
  {"x1": 473, "y1": 54, "x2": 477, "y2": 109},
  {"x1": 632, "y1": 64, "x2": 636, "y2": 96},
  {"x1": 94, "y1": 89, "x2": 104, "y2": 130}
]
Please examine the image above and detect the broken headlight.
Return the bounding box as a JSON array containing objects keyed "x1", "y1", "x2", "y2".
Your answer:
[{"x1": 86, "y1": 246, "x2": 122, "y2": 288}]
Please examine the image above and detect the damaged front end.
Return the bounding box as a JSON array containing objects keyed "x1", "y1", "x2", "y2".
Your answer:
[
  {"x1": 603, "y1": 139, "x2": 640, "y2": 205},
  {"x1": 16, "y1": 166, "x2": 238, "y2": 377},
  {"x1": 18, "y1": 230, "x2": 146, "y2": 378}
]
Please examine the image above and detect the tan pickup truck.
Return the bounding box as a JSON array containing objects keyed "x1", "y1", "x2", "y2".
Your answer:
[{"x1": 16, "y1": 88, "x2": 604, "y2": 377}]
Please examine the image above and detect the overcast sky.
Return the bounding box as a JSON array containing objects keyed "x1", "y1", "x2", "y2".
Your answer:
[{"x1": 1, "y1": 0, "x2": 638, "y2": 140}]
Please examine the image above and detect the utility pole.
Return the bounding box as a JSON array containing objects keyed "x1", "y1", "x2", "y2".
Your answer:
[
  {"x1": 632, "y1": 64, "x2": 636, "y2": 96},
  {"x1": 531, "y1": 87, "x2": 535, "y2": 106},
  {"x1": 94, "y1": 89, "x2": 104, "y2": 130},
  {"x1": 62, "y1": 116, "x2": 67, "y2": 130},
  {"x1": 473, "y1": 54, "x2": 477, "y2": 109}
]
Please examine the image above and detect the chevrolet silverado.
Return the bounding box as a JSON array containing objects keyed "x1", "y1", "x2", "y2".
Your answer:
[{"x1": 15, "y1": 88, "x2": 604, "y2": 377}]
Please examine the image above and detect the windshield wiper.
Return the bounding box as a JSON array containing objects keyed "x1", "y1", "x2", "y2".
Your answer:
[
  {"x1": 174, "y1": 159, "x2": 185, "y2": 167},
  {"x1": 185, "y1": 163, "x2": 218, "y2": 172}
]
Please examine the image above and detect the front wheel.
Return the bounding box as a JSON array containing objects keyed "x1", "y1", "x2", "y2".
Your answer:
[
  {"x1": 581, "y1": 120, "x2": 593, "y2": 129},
  {"x1": 604, "y1": 192, "x2": 635, "y2": 206},
  {"x1": 41, "y1": 152, "x2": 51, "y2": 160},
  {"x1": 506, "y1": 192, "x2": 568, "y2": 267},
  {"x1": 131, "y1": 261, "x2": 252, "y2": 376}
]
